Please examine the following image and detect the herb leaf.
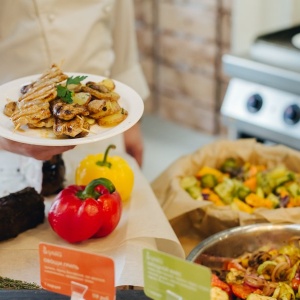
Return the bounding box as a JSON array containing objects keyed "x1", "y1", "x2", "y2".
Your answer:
[
  {"x1": 66, "y1": 75, "x2": 88, "y2": 85},
  {"x1": 56, "y1": 75, "x2": 88, "y2": 103}
]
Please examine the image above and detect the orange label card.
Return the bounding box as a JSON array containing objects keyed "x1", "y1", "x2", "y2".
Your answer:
[{"x1": 39, "y1": 242, "x2": 115, "y2": 300}]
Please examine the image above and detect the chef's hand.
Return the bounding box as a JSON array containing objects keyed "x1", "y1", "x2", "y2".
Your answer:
[
  {"x1": 0, "y1": 137, "x2": 75, "y2": 161},
  {"x1": 124, "y1": 122, "x2": 144, "y2": 167}
]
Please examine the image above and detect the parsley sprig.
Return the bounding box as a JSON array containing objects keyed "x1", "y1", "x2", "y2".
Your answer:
[{"x1": 56, "y1": 75, "x2": 88, "y2": 103}]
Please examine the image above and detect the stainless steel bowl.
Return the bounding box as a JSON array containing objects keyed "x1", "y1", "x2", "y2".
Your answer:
[{"x1": 186, "y1": 223, "x2": 300, "y2": 266}]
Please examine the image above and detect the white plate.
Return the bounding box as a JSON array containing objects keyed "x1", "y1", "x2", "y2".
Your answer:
[{"x1": 0, "y1": 73, "x2": 144, "y2": 146}]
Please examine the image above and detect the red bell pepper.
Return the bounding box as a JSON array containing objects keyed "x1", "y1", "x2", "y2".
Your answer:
[
  {"x1": 48, "y1": 178, "x2": 122, "y2": 243},
  {"x1": 231, "y1": 283, "x2": 262, "y2": 299},
  {"x1": 291, "y1": 272, "x2": 300, "y2": 291},
  {"x1": 211, "y1": 274, "x2": 231, "y2": 294}
]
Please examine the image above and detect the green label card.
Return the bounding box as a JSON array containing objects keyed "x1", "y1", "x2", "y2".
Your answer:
[{"x1": 143, "y1": 249, "x2": 211, "y2": 300}]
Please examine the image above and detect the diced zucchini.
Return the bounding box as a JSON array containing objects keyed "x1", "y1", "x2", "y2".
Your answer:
[
  {"x1": 256, "y1": 187, "x2": 265, "y2": 198},
  {"x1": 214, "y1": 178, "x2": 235, "y2": 204},
  {"x1": 266, "y1": 193, "x2": 280, "y2": 208},
  {"x1": 256, "y1": 173, "x2": 273, "y2": 195},
  {"x1": 275, "y1": 172, "x2": 295, "y2": 186},
  {"x1": 180, "y1": 176, "x2": 199, "y2": 189},
  {"x1": 186, "y1": 186, "x2": 202, "y2": 200},
  {"x1": 287, "y1": 181, "x2": 300, "y2": 197}
]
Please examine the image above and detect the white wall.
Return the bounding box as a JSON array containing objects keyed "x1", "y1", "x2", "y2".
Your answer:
[{"x1": 231, "y1": 0, "x2": 300, "y2": 53}]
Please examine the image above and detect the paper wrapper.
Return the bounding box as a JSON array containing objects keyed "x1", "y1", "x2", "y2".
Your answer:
[
  {"x1": 0, "y1": 151, "x2": 43, "y2": 197},
  {"x1": 151, "y1": 139, "x2": 300, "y2": 242},
  {"x1": 0, "y1": 153, "x2": 185, "y2": 287}
]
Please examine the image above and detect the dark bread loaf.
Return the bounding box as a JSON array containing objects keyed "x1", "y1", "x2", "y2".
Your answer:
[{"x1": 0, "y1": 187, "x2": 45, "y2": 241}]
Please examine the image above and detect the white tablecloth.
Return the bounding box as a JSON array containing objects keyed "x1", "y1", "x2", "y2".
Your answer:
[{"x1": 0, "y1": 153, "x2": 185, "y2": 287}]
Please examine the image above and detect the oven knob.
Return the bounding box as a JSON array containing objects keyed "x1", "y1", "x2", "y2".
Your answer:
[
  {"x1": 246, "y1": 94, "x2": 263, "y2": 113},
  {"x1": 283, "y1": 104, "x2": 300, "y2": 125}
]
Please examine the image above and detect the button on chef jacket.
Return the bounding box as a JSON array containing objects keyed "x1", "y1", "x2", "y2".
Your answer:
[{"x1": 0, "y1": 0, "x2": 149, "y2": 190}]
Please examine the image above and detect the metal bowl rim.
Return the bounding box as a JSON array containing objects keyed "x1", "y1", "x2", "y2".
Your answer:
[{"x1": 186, "y1": 223, "x2": 300, "y2": 261}]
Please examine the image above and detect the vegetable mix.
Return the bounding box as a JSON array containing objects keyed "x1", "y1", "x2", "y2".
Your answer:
[
  {"x1": 210, "y1": 237, "x2": 300, "y2": 299},
  {"x1": 180, "y1": 158, "x2": 300, "y2": 213}
]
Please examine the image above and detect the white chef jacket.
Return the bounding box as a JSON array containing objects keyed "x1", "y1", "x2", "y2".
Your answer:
[
  {"x1": 0, "y1": 0, "x2": 149, "y2": 98},
  {"x1": 0, "y1": 0, "x2": 149, "y2": 191}
]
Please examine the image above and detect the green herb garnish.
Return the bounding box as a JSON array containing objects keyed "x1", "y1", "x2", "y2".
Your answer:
[
  {"x1": 56, "y1": 75, "x2": 87, "y2": 103},
  {"x1": 0, "y1": 276, "x2": 41, "y2": 290}
]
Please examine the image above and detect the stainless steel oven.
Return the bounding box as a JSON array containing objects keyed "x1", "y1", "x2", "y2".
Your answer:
[{"x1": 221, "y1": 25, "x2": 300, "y2": 150}]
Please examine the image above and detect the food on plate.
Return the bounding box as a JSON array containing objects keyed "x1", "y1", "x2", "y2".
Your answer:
[
  {"x1": 0, "y1": 187, "x2": 45, "y2": 241},
  {"x1": 209, "y1": 237, "x2": 300, "y2": 299},
  {"x1": 48, "y1": 177, "x2": 122, "y2": 243},
  {"x1": 180, "y1": 158, "x2": 300, "y2": 213},
  {"x1": 3, "y1": 64, "x2": 128, "y2": 139},
  {"x1": 75, "y1": 144, "x2": 134, "y2": 202},
  {"x1": 3, "y1": 101, "x2": 17, "y2": 117}
]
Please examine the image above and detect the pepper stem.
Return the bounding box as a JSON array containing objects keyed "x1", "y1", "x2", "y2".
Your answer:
[
  {"x1": 77, "y1": 178, "x2": 116, "y2": 200},
  {"x1": 96, "y1": 144, "x2": 116, "y2": 168}
]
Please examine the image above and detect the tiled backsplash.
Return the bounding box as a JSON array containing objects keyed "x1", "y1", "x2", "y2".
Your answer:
[{"x1": 134, "y1": 0, "x2": 232, "y2": 135}]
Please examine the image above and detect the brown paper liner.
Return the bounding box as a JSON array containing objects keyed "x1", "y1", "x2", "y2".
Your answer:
[{"x1": 151, "y1": 139, "x2": 300, "y2": 254}]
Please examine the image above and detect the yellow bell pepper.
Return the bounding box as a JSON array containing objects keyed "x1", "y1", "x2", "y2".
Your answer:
[
  {"x1": 245, "y1": 193, "x2": 273, "y2": 209},
  {"x1": 202, "y1": 188, "x2": 225, "y2": 206},
  {"x1": 196, "y1": 166, "x2": 224, "y2": 180},
  {"x1": 231, "y1": 198, "x2": 253, "y2": 214},
  {"x1": 75, "y1": 144, "x2": 134, "y2": 202}
]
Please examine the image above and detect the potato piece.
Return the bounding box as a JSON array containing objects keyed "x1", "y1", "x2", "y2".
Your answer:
[
  {"x1": 97, "y1": 108, "x2": 128, "y2": 126},
  {"x1": 101, "y1": 78, "x2": 115, "y2": 91},
  {"x1": 3, "y1": 101, "x2": 17, "y2": 117},
  {"x1": 67, "y1": 83, "x2": 83, "y2": 93},
  {"x1": 72, "y1": 92, "x2": 92, "y2": 105},
  {"x1": 81, "y1": 86, "x2": 120, "y2": 101},
  {"x1": 84, "y1": 116, "x2": 96, "y2": 125},
  {"x1": 88, "y1": 99, "x2": 121, "y2": 119}
]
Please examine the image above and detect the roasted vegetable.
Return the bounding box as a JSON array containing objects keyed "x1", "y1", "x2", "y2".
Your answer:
[
  {"x1": 97, "y1": 108, "x2": 128, "y2": 126},
  {"x1": 206, "y1": 239, "x2": 300, "y2": 300},
  {"x1": 214, "y1": 178, "x2": 236, "y2": 204},
  {"x1": 211, "y1": 286, "x2": 230, "y2": 300},
  {"x1": 181, "y1": 157, "x2": 300, "y2": 212},
  {"x1": 180, "y1": 176, "x2": 201, "y2": 199},
  {"x1": 246, "y1": 294, "x2": 275, "y2": 300},
  {"x1": 201, "y1": 174, "x2": 218, "y2": 189},
  {"x1": 220, "y1": 157, "x2": 242, "y2": 177},
  {"x1": 231, "y1": 198, "x2": 253, "y2": 214}
]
